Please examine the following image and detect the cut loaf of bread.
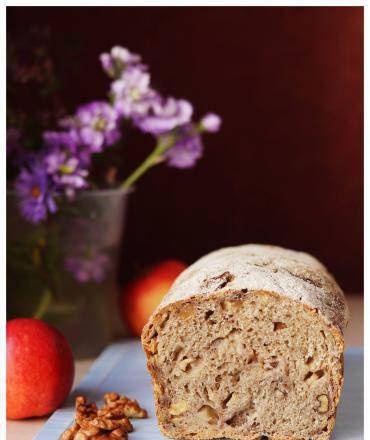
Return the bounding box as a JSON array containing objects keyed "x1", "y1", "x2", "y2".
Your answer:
[{"x1": 142, "y1": 245, "x2": 348, "y2": 440}]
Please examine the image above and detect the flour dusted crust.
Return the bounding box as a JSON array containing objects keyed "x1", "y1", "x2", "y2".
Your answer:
[
  {"x1": 159, "y1": 245, "x2": 348, "y2": 333},
  {"x1": 142, "y1": 245, "x2": 348, "y2": 440}
]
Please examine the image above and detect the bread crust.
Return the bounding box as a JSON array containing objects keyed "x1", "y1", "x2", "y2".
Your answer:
[
  {"x1": 153, "y1": 244, "x2": 348, "y2": 333},
  {"x1": 142, "y1": 245, "x2": 348, "y2": 440}
]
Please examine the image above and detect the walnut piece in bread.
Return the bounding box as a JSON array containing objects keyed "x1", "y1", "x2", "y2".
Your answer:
[{"x1": 142, "y1": 244, "x2": 348, "y2": 440}]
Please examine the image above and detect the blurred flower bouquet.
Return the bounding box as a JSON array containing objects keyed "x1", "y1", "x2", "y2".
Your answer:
[{"x1": 7, "y1": 43, "x2": 221, "y2": 356}]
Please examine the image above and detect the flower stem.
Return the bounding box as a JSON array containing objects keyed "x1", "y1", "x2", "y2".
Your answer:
[
  {"x1": 33, "y1": 289, "x2": 52, "y2": 320},
  {"x1": 121, "y1": 134, "x2": 176, "y2": 189}
]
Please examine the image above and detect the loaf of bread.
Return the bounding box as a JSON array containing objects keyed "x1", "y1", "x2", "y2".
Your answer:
[{"x1": 142, "y1": 244, "x2": 348, "y2": 440}]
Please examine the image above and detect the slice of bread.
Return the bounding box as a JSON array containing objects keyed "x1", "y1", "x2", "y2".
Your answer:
[{"x1": 142, "y1": 245, "x2": 348, "y2": 440}]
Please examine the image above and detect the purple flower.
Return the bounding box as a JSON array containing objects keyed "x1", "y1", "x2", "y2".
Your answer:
[
  {"x1": 165, "y1": 125, "x2": 203, "y2": 169},
  {"x1": 111, "y1": 46, "x2": 141, "y2": 64},
  {"x1": 111, "y1": 67, "x2": 157, "y2": 118},
  {"x1": 201, "y1": 113, "x2": 222, "y2": 132},
  {"x1": 43, "y1": 130, "x2": 91, "y2": 167},
  {"x1": 100, "y1": 46, "x2": 142, "y2": 78},
  {"x1": 65, "y1": 250, "x2": 109, "y2": 283},
  {"x1": 134, "y1": 97, "x2": 193, "y2": 134},
  {"x1": 66, "y1": 101, "x2": 121, "y2": 152},
  {"x1": 43, "y1": 130, "x2": 79, "y2": 151},
  {"x1": 15, "y1": 163, "x2": 57, "y2": 224},
  {"x1": 43, "y1": 129, "x2": 86, "y2": 163},
  {"x1": 44, "y1": 149, "x2": 88, "y2": 199}
]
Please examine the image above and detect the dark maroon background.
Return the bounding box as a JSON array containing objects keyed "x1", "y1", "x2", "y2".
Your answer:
[{"x1": 7, "y1": 7, "x2": 363, "y2": 292}]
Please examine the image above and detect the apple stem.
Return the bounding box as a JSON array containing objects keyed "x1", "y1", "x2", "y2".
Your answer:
[
  {"x1": 33, "y1": 289, "x2": 52, "y2": 320},
  {"x1": 121, "y1": 133, "x2": 176, "y2": 189}
]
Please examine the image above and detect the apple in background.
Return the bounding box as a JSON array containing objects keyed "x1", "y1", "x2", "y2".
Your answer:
[
  {"x1": 120, "y1": 259, "x2": 186, "y2": 336},
  {"x1": 7, "y1": 318, "x2": 74, "y2": 419}
]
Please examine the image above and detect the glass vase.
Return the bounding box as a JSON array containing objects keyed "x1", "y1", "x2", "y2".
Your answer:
[{"x1": 7, "y1": 188, "x2": 131, "y2": 358}]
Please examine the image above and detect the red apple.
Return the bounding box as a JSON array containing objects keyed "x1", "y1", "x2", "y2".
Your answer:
[
  {"x1": 120, "y1": 260, "x2": 186, "y2": 336},
  {"x1": 6, "y1": 318, "x2": 75, "y2": 419}
]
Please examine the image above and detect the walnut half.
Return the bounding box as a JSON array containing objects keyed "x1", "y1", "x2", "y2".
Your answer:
[{"x1": 103, "y1": 393, "x2": 148, "y2": 418}]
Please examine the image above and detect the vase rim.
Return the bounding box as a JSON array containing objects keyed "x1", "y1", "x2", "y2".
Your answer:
[
  {"x1": 74, "y1": 187, "x2": 134, "y2": 198},
  {"x1": 7, "y1": 186, "x2": 134, "y2": 198}
]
